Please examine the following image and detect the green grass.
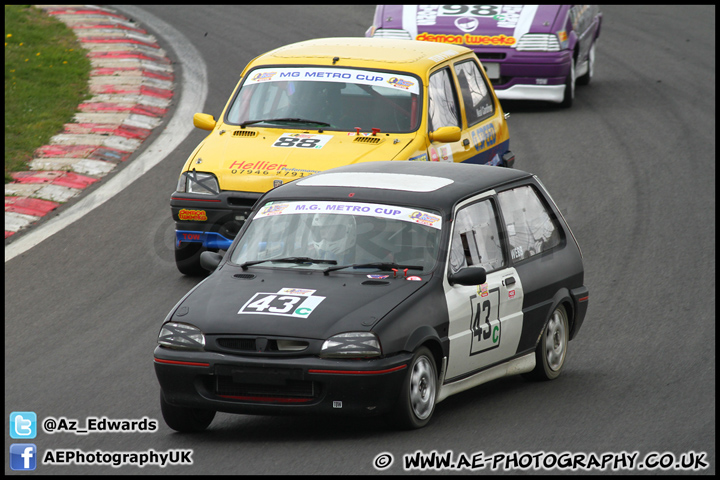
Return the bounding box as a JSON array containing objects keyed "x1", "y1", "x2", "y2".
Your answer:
[{"x1": 4, "y1": 5, "x2": 92, "y2": 183}]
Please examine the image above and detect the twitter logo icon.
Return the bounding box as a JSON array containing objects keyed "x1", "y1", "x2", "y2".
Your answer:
[{"x1": 10, "y1": 412, "x2": 37, "y2": 439}]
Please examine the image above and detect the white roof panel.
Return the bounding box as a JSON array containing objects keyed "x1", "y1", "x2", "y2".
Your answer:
[{"x1": 296, "y1": 172, "x2": 453, "y2": 192}]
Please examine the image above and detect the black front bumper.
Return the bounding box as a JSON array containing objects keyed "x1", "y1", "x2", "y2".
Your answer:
[
  {"x1": 154, "y1": 347, "x2": 413, "y2": 417},
  {"x1": 171, "y1": 191, "x2": 261, "y2": 248}
]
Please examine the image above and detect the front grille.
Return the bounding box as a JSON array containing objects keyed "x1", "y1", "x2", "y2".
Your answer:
[
  {"x1": 216, "y1": 337, "x2": 309, "y2": 353},
  {"x1": 217, "y1": 338, "x2": 256, "y2": 351}
]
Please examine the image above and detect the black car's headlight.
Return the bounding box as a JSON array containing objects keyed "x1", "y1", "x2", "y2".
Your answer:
[
  {"x1": 320, "y1": 332, "x2": 381, "y2": 358},
  {"x1": 157, "y1": 322, "x2": 205, "y2": 350},
  {"x1": 176, "y1": 171, "x2": 219, "y2": 195}
]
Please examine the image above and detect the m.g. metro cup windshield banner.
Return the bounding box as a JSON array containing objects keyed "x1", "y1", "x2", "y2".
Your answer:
[
  {"x1": 256, "y1": 201, "x2": 442, "y2": 230},
  {"x1": 245, "y1": 67, "x2": 420, "y2": 95}
]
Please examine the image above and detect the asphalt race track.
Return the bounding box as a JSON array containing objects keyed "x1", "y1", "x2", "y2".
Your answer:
[{"x1": 5, "y1": 5, "x2": 714, "y2": 475}]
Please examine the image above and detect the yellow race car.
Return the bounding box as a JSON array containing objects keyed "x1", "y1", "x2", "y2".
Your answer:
[{"x1": 172, "y1": 37, "x2": 514, "y2": 275}]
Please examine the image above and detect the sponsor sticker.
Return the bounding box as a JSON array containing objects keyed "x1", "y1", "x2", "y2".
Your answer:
[
  {"x1": 367, "y1": 274, "x2": 390, "y2": 279},
  {"x1": 455, "y1": 16, "x2": 479, "y2": 32},
  {"x1": 228, "y1": 160, "x2": 288, "y2": 171},
  {"x1": 416, "y1": 32, "x2": 516, "y2": 46},
  {"x1": 178, "y1": 209, "x2": 207, "y2": 221},
  {"x1": 406, "y1": 276, "x2": 422, "y2": 281},
  {"x1": 438, "y1": 144, "x2": 453, "y2": 163},
  {"x1": 278, "y1": 288, "x2": 316, "y2": 296},
  {"x1": 250, "y1": 71, "x2": 278, "y2": 82},
  {"x1": 259, "y1": 203, "x2": 290, "y2": 216},
  {"x1": 409, "y1": 211, "x2": 441, "y2": 228},
  {"x1": 387, "y1": 76, "x2": 415, "y2": 91}
]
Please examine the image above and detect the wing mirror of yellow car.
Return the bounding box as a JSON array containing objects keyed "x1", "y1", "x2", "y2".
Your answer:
[
  {"x1": 193, "y1": 113, "x2": 217, "y2": 131},
  {"x1": 429, "y1": 126, "x2": 461, "y2": 143}
]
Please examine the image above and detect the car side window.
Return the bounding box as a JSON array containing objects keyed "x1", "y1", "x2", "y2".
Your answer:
[
  {"x1": 449, "y1": 199, "x2": 505, "y2": 274},
  {"x1": 453, "y1": 60, "x2": 494, "y2": 126},
  {"x1": 497, "y1": 185, "x2": 562, "y2": 262},
  {"x1": 428, "y1": 68, "x2": 460, "y2": 132}
]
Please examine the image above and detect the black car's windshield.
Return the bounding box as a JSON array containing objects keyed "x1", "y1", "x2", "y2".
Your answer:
[
  {"x1": 230, "y1": 200, "x2": 442, "y2": 272},
  {"x1": 226, "y1": 67, "x2": 421, "y2": 133}
]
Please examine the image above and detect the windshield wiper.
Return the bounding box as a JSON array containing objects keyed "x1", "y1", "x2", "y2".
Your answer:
[
  {"x1": 239, "y1": 118, "x2": 331, "y2": 127},
  {"x1": 240, "y1": 257, "x2": 337, "y2": 270},
  {"x1": 322, "y1": 262, "x2": 423, "y2": 276}
]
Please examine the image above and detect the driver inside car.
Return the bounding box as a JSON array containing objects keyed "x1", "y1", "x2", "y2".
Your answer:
[{"x1": 310, "y1": 214, "x2": 357, "y2": 264}]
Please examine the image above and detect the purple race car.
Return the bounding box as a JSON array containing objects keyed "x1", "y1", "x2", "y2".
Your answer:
[{"x1": 367, "y1": 5, "x2": 602, "y2": 108}]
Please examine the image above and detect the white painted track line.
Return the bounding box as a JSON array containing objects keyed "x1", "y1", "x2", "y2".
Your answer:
[{"x1": 5, "y1": 6, "x2": 208, "y2": 262}]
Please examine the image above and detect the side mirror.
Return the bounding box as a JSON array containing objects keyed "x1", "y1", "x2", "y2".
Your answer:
[
  {"x1": 448, "y1": 266, "x2": 487, "y2": 286},
  {"x1": 429, "y1": 126, "x2": 461, "y2": 143},
  {"x1": 200, "y1": 251, "x2": 223, "y2": 272},
  {"x1": 193, "y1": 113, "x2": 216, "y2": 131}
]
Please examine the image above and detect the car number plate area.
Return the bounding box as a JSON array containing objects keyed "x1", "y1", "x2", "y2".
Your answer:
[
  {"x1": 482, "y1": 62, "x2": 500, "y2": 80},
  {"x1": 216, "y1": 365, "x2": 304, "y2": 385},
  {"x1": 215, "y1": 365, "x2": 315, "y2": 398}
]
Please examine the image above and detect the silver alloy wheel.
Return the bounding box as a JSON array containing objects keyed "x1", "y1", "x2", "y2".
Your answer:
[
  {"x1": 545, "y1": 308, "x2": 568, "y2": 371},
  {"x1": 410, "y1": 354, "x2": 436, "y2": 420}
]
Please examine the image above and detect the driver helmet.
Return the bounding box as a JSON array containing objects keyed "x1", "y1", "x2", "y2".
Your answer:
[{"x1": 311, "y1": 213, "x2": 356, "y2": 259}]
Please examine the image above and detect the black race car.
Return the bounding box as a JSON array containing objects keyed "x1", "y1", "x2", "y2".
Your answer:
[{"x1": 154, "y1": 161, "x2": 588, "y2": 431}]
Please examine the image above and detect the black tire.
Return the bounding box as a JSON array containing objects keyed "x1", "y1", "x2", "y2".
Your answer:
[
  {"x1": 524, "y1": 304, "x2": 569, "y2": 381},
  {"x1": 390, "y1": 347, "x2": 438, "y2": 429},
  {"x1": 175, "y1": 241, "x2": 206, "y2": 276},
  {"x1": 576, "y1": 42, "x2": 596, "y2": 86},
  {"x1": 560, "y1": 58, "x2": 575, "y2": 108},
  {"x1": 160, "y1": 392, "x2": 215, "y2": 433}
]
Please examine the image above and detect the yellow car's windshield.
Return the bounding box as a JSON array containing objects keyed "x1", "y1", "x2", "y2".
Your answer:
[{"x1": 226, "y1": 67, "x2": 422, "y2": 133}]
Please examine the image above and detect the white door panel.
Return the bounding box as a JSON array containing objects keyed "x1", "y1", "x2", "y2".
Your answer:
[
  {"x1": 445, "y1": 268, "x2": 524, "y2": 380},
  {"x1": 443, "y1": 192, "x2": 525, "y2": 382}
]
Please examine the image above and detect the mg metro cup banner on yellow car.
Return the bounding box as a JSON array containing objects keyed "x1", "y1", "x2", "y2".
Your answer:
[{"x1": 244, "y1": 67, "x2": 420, "y2": 95}]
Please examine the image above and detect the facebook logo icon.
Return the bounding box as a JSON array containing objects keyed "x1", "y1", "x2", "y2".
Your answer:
[
  {"x1": 10, "y1": 444, "x2": 37, "y2": 471},
  {"x1": 10, "y1": 412, "x2": 37, "y2": 439}
]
